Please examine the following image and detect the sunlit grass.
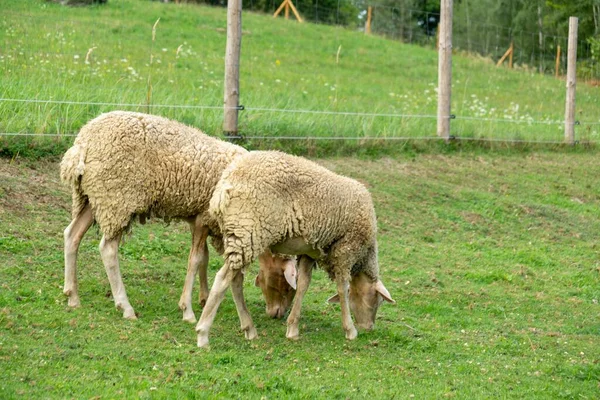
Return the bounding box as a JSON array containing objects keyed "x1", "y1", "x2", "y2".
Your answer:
[{"x1": 0, "y1": 0, "x2": 598, "y2": 157}]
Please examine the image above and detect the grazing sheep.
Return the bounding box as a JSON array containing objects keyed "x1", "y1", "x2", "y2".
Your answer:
[
  {"x1": 195, "y1": 150, "x2": 395, "y2": 348},
  {"x1": 60, "y1": 111, "x2": 294, "y2": 322},
  {"x1": 255, "y1": 249, "x2": 297, "y2": 319}
]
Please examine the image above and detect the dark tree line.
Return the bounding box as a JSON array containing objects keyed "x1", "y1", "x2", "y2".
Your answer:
[{"x1": 451, "y1": 0, "x2": 599, "y2": 74}]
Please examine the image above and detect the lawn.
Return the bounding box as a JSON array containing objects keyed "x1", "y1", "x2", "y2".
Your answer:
[
  {"x1": 1, "y1": 151, "x2": 599, "y2": 398},
  {"x1": 1, "y1": 0, "x2": 599, "y2": 397}
]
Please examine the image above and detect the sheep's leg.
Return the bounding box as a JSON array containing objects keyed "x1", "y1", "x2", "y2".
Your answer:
[
  {"x1": 231, "y1": 270, "x2": 257, "y2": 340},
  {"x1": 63, "y1": 203, "x2": 94, "y2": 308},
  {"x1": 197, "y1": 239, "x2": 210, "y2": 308},
  {"x1": 99, "y1": 233, "x2": 136, "y2": 320},
  {"x1": 179, "y1": 219, "x2": 209, "y2": 323},
  {"x1": 286, "y1": 256, "x2": 314, "y2": 340},
  {"x1": 196, "y1": 262, "x2": 236, "y2": 348},
  {"x1": 336, "y1": 278, "x2": 358, "y2": 340}
]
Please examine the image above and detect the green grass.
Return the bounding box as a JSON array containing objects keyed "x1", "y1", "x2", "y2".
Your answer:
[
  {"x1": 0, "y1": 0, "x2": 599, "y2": 158},
  {"x1": 1, "y1": 1, "x2": 599, "y2": 397},
  {"x1": 1, "y1": 152, "x2": 599, "y2": 398}
]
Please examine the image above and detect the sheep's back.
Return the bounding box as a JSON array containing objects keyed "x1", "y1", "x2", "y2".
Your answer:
[
  {"x1": 73, "y1": 111, "x2": 246, "y2": 239},
  {"x1": 216, "y1": 151, "x2": 377, "y2": 258}
]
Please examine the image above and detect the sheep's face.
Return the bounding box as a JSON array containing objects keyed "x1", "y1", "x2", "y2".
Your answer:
[
  {"x1": 255, "y1": 251, "x2": 297, "y2": 319},
  {"x1": 348, "y1": 273, "x2": 395, "y2": 330}
]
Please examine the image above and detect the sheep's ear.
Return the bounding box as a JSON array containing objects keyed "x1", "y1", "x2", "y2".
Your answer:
[
  {"x1": 283, "y1": 261, "x2": 297, "y2": 290},
  {"x1": 375, "y1": 280, "x2": 395, "y2": 304},
  {"x1": 254, "y1": 275, "x2": 261, "y2": 287},
  {"x1": 327, "y1": 294, "x2": 340, "y2": 303}
]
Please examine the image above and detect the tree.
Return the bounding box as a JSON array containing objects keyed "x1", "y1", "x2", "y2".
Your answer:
[{"x1": 451, "y1": 0, "x2": 599, "y2": 76}]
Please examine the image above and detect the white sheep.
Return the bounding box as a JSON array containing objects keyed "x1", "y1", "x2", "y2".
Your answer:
[
  {"x1": 255, "y1": 249, "x2": 298, "y2": 318},
  {"x1": 195, "y1": 150, "x2": 395, "y2": 348},
  {"x1": 60, "y1": 111, "x2": 295, "y2": 322}
]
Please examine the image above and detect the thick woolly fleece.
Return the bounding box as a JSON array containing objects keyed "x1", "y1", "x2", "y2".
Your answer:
[
  {"x1": 209, "y1": 150, "x2": 380, "y2": 283},
  {"x1": 60, "y1": 111, "x2": 247, "y2": 242}
]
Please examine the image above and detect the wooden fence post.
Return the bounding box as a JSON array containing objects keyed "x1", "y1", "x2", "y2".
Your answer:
[
  {"x1": 365, "y1": 6, "x2": 372, "y2": 35},
  {"x1": 437, "y1": 0, "x2": 453, "y2": 140},
  {"x1": 274, "y1": 0, "x2": 303, "y2": 22},
  {"x1": 223, "y1": 0, "x2": 242, "y2": 137},
  {"x1": 496, "y1": 42, "x2": 513, "y2": 68},
  {"x1": 564, "y1": 17, "x2": 578, "y2": 144},
  {"x1": 555, "y1": 45, "x2": 561, "y2": 78}
]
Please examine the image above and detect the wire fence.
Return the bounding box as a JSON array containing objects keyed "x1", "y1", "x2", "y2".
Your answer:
[
  {"x1": 0, "y1": 98, "x2": 597, "y2": 141},
  {"x1": 3, "y1": 96, "x2": 597, "y2": 143},
  {"x1": 0, "y1": 2, "x2": 598, "y2": 146},
  {"x1": 246, "y1": 1, "x2": 600, "y2": 78},
  {"x1": 4, "y1": 97, "x2": 599, "y2": 124}
]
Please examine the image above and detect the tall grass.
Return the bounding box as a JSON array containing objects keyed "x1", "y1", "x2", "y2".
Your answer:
[{"x1": 0, "y1": 0, "x2": 599, "y2": 158}]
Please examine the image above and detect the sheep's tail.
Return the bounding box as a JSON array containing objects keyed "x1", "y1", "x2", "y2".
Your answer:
[
  {"x1": 208, "y1": 181, "x2": 233, "y2": 223},
  {"x1": 60, "y1": 143, "x2": 89, "y2": 218},
  {"x1": 60, "y1": 143, "x2": 86, "y2": 186}
]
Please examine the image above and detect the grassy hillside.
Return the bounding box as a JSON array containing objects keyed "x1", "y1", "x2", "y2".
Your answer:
[
  {"x1": 1, "y1": 153, "x2": 599, "y2": 398},
  {"x1": 0, "y1": 0, "x2": 598, "y2": 158},
  {"x1": 1, "y1": 2, "x2": 599, "y2": 398}
]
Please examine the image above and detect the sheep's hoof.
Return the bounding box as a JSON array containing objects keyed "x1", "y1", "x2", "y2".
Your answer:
[
  {"x1": 345, "y1": 327, "x2": 358, "y2": 340},
  {"x1": 182, "y1": 313, "x2": 197, "y2": 324},
  {"x1": 198, "y1": 298, "x2": 207, "y2": 308},
  {"x1": 197, "y1": 333, "x2": 210, "y2": 349},
  {"x1": 123, "y1": 309, "x2": 137, "y2": 320},
  {"x1": 64, "y1": 289, "x2": 81, "y2": 307},
  {"x1": 179, "y1": 302, "x2": 196, "y2": 323},
  {"x1": 244, "y1": 326, "x2": 258, "y2": 340},
  {"x1": 66, "y1": 296, "x2": 81, "y2": 308},
  {"x1": 286, "y1": 325, "x2": 300, "y2": 340}
]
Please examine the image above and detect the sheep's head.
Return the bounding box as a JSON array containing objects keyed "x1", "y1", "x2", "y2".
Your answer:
[
  {"x1": 255, "y1": 250, "x2": 297, "y2": 319},
  {"x1": 328, "y1": 272, "x2": 395, "y2": 330}
]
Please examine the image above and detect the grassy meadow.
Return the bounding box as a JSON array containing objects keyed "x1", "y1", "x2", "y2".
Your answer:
[
  {"x1": 1, "y1": 152, "x2": 600, "y2": 398},
  {"x1": 0, "y1": 0, "x2": 599, "y2": 158},
  {"x1": 1, "y1": 0, "x2": 600, "y2": 398}
]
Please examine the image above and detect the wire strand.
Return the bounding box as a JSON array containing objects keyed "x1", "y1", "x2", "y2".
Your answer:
[
  {"x1": 3, "y1": 98, "x2": 595, "y2": 125},
  {"x1": 1, "y1": 132, "x2": 595, "y2": 145},
  {"x1": 0, "y1": 98, "x2": 224, "y2": 110}
]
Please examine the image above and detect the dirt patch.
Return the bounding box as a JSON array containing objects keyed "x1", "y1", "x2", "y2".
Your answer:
[
  {"x1": 461, "y1": 211, "x2": 485, "y2": 225},
  {"x1": 0, "y1": 157, "x2": 70, "y2": 216}
]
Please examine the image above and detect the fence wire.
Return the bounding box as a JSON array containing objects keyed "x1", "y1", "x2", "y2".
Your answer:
[
  {"x1": 1, "y1": 3, "x2": 598, "y2": 146},
  {"x1": 0, "y1": 96, "x2": 597, "y2": 144},
  {"x1": 2, "y1": 96, "x2": 594, "y2": 125},
  {"x1": 3, "y1": 131, "x2": 597, "y2": 146}
]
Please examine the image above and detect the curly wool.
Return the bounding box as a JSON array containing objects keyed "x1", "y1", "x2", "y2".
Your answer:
[
  {"x1": 60, "y1": 111, "x2": 247, "y2": 242},
  {"x1": 209, "y1": 150, "x2": 380, "y2": 282}
]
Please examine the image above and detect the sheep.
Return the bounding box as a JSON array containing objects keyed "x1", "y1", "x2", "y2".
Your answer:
[
  {"x1": 195, "y1": 150, "x2": 395, "y2": 348},
  {"x1": 60, "y1": 111, "x2": 295, "y2": 323},
  {"x1": 255, "y1": 249, "x2": 298, "y2": 319}
]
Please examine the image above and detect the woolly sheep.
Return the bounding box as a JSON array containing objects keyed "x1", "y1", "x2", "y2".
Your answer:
[
  {"x1": 255, "y1": 249, "x2": 298, "y2": 318},
  {"x1": 195, "y1": 150, "x2": 395, "y2": 348},
  {"x1": 60, "y1": 111, "x2": 295, "y2": 322}
]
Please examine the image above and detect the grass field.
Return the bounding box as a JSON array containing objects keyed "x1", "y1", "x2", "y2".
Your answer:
[
  {"x1": 1, "y1": 0, "x2": 599, "y2": 398},
  {"x1": 1, "y1": 151, "x2": 599, "y2": 398},
  {"x1": 0, "y1": 0, "x2": 599, "y2": 159}
]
